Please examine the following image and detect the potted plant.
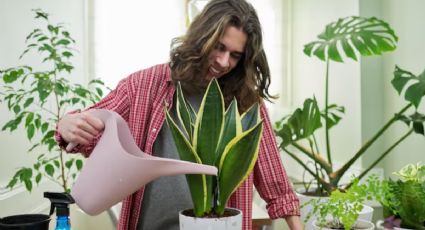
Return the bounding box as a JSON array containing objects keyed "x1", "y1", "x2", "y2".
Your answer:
[
  {"x1": 0, "y1": 9, "x2": 106, "y2": 193},
  {"x1": 274, "y1": 15, "x2": 425, "y2": 195},
  {"x1": 375, "y1": 163, "x2": 425, "y2": 230},
  {"x1": 165, "y1": 79, "x2": 263, "y2": 230},
  {"x1": 305, "y1": 178, "x2": 382, "y2": 230}
]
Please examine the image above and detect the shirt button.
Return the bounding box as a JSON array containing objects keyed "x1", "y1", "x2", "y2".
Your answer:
[{"x1": 152, "y1": 128, "x2": 157, "y2": 133}]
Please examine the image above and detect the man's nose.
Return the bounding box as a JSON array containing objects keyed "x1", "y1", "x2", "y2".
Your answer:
[{"x1": 216, "y1": 51, "x2": 230, "y2": 68}]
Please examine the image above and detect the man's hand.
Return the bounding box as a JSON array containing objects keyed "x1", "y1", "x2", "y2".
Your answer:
[{"x1": 58, "y1": 110, "x2": 104, "y2": 150}]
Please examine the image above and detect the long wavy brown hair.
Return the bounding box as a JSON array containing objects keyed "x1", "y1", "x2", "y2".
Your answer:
[{"x1": 170, "y1": 0, "x2": 276, "y2": 112}]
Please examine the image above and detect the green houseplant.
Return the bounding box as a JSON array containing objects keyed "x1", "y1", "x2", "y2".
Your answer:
[
  {"x1": 0, "y1": 9, "x2": 106, "y2": 192},
  {"x1": 305, "y1": 176, "x2": 385, "y2": 230},
  {"x1": 273, "y1": 16, "x2": 425, "y2": 195},
  {"x1": 376, "y1": 163, "x2": 425, "y2": 230},
  {"x1": 165, "y1": 79, "x2": 263, "y2": 220}
]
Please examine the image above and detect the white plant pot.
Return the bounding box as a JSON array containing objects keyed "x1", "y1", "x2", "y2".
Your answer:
[
  {"x1": 297, "y1": 189, "x2": 374, "y2": 230},
  {"x1": 312, "y1": 219, "x2": 374, "y2": 230},
  {"x1": 179, "y1": 208, "x2": 242, "y2": 230}
]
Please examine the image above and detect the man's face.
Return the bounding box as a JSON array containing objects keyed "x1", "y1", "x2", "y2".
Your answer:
[{"x1": 205, "y1": 26, "x2": 247, "y2": 81}]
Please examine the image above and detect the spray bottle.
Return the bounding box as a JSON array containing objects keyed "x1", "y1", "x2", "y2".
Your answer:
[{"x1": 44, "y1": 192, "x2": 75, "y2": 230}]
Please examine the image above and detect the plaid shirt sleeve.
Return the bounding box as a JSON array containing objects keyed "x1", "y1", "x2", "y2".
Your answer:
[{"x1": 254, "y1": 102, "x2": 300, "y2": 218}]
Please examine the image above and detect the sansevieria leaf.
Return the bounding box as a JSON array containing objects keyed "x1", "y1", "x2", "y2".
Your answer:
[
  {"x1": 193, "y1": 79, "x2": 224, "y2": 165},
  {"x1": 165, "y1": 109, "x2": 208, "y2": 216},
  {"x1": 176, "y1": 82, "x2": 195, "y2": 140},
  {"x1": 215, "y1": 99, "x2": 240, "y2": 167},
  {"x1": 216, "y1": 121, "x2": 263, "y2": 214},
  {"x1": 304, "y1": 16, "x2": 398, "y2": 62},
  {"x1": 241, "y1": 103, "x2": 260, "y2": 131}
]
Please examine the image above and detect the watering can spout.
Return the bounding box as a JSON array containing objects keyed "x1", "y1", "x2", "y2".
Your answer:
[{"x1": 70, "y1": 109, "x2": 217, "y2": 216}]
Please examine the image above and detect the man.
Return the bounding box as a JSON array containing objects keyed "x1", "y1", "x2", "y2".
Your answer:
[{"x1": 56, "y1": 0, "x2": 302, "y2": 229}]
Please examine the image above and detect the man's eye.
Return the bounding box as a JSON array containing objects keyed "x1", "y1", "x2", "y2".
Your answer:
[
  {"x1": 215, "y1": 43, "x2": 225, "y2": 50},
  {"x1": 231, "y1": 53, "x2": 242, "y2": 59}
]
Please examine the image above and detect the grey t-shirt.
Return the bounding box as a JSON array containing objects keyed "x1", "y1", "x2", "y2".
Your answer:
[{"x1": 137, "y1": 92, "x2": 202, "y2": 230}]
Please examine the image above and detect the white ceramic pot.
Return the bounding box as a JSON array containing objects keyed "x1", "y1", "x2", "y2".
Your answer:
[
  {"x1": 179, "y1": 208, "x2": 242, "y2": 230},
  {"x1": 312, "y1": 219, "x2": 374, "y2": 230},
  {"x1": 297, "y1": 189, "x2": 374, "y2": 230}
]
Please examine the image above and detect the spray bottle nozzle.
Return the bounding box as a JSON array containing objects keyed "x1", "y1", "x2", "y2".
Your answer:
[{"x1": 44, "y1": 192, "x2": 75, "y2": 216}]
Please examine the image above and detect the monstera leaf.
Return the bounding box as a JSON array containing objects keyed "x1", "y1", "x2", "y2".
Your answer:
[
  {"x1": 304, "y1": 16, "x2": 398, "y2": 62},
  {"x1": 274, "y1": 97, "x2": 322, "y2": 146},
  {"x1": 392, "y1": 66, "x2": 425, "y2": 108}
]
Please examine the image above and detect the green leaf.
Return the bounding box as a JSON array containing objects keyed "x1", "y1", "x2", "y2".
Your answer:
[
  {"x1": 62, "y1": 51, "x2": 73, "y2": 58},
  {"x1": 56, "y1": 39, "x2": 71, "y2": 46},
  {"x1": 215, "y1": 99, "x2": 240, "y2": 167},
  {"x1": 165, "y1": 109, "x2": 209, "y2": 216},
  {"x1": 45, "y1": 164, "x2": 54, "y2": 177},
  {"x1": 304, "y1": 16, "x2": 398, "y2": 62},
  {"x1": 27, "y1": 124, "x2": 35, "y2": 140},
  {"x1": 241, "y1": 103, "x2": 260, "y2": 131},
  {"x1": 76, "y1": 159, "x2": 83, "y2": 170},
  {"x1": 65, "y1": 159, "x2": 74, "y2": 169},
  {"x1": 392, "y1": 66, "x2": 425, "y2": 108},
  {"x1": 25, "y1": 112, "x2": 34, "y2": 127},
  {"x1": 23, "y1": 97, "x2": 34, "y2": 108},
  {"x1": 41, "y1": 123, "x2": 49, "y2": 133},
  {"x1": 274, "y1": 97, "x2": 322, "y2": 146},
  {"x1": 13, "y1": 104, "x2": 21, "y2": 114},
  {"x1": 176, "y1": 82, "x2": 194, "y2": 140},
  {"x1": 216, "y1": 122, "x2": 263, "y2": 214},
  {"x1": 24, "y1": 180, "x2": 33, "y2": 191},
  {"x1": 54, "y1": 160, "x2": 60, "y2": 168},
  {"x1": 95, "y1": 88, "x2": 103, "y2": 97},
  {"x1": 193, "y1": 79, "x2": 224, "y2": 165},
  {"x1": 35, "y1": 173, "x2": 42, "y2": 184},
  {"x1": 3, "y1": 69, "x2": 22, "y2": 83},
  {"x1": 54, "y1": 82, "x2": 65, "y2": 96},
  {"x1": 6, "y1": 178, "x2": 18, "y2": 189}
]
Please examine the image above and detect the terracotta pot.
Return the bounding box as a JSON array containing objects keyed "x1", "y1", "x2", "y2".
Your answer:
[{"x1": 179, "y1": 208, "x2": 242, "y2": 230}]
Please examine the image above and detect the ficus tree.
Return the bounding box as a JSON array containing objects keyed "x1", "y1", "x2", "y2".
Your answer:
[{"x1": 0, "y1": 9, "x2": 107, "y2": 192}]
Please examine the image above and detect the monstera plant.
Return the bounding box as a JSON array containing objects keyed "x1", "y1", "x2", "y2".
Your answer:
[
  {"x1": 0, "y1": 9, "x2": 106, "y2": 192},
  {"x1": 165, "y1": 79, "x2": 263, "y2": 216},
  {"x1": 274, "y1": 16, "x2": 425, "y2": 195}
]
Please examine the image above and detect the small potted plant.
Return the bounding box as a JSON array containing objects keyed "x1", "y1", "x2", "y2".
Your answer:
[
  {"x1": 165, "y1": 79, "x2": 263, "y2": 230},
  {"x1": 376, "y1": 163, "x2": 425, "y2": 230},
  {"x1": 305, "y1": 178, "x2": 379, "y2": 230}
]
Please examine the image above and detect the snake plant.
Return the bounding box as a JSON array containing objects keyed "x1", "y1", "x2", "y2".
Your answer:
[{"x1": 165, "y1": 79, "x2": 263, "y2": 216}]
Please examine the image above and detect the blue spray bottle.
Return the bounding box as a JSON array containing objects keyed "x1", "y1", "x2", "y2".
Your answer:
[{"x1": 44, "y1": 192, "x2": 75, "y2": 230}]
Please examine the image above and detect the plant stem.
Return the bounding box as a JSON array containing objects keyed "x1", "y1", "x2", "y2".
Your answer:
[
  {"x1": 332, "y1": 103, "x2": 412, "y2": 187},
  {"x1": 292, "y1": 142, "x2": 332, "y2": 173},
  {"x1": 350, "y1": 128, "x2": 413, "y2": 185},
  {"x1": 282, "y1": 146, "x2": 331, "y2": 190},
  {"x1": 324, "y1": 59, "x2": 332, "y2": 166},
  {"x1": 53, "y1": 68, "x2": 68, "y2": 192}
]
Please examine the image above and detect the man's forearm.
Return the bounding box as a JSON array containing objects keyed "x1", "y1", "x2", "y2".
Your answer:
[{"x1": 285, "y1": 215, "x2": 304, "y2": 230}]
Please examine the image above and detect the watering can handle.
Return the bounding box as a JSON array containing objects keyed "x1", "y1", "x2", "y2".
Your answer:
[{"x1": 66, "y1": 142, "x2": 77, "y2": 152}]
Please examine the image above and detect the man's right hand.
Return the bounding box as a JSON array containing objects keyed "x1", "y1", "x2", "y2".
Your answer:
[{"x1": 58, "y1": 110, "x2": 105, "y2": 150}]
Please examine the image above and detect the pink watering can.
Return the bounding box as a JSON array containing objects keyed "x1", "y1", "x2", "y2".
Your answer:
[{"x1": 70, "y1": 109, "x2": 217, "y2": 215}]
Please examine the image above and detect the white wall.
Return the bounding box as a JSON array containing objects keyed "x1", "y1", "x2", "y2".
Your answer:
[{"x1": 379, "y1": 0, "x2": 425, "y2": 175}]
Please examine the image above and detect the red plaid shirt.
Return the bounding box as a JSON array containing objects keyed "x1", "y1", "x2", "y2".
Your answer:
[{"x1": 56, "y1": 63, "x2": 299, "y2": 230}]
